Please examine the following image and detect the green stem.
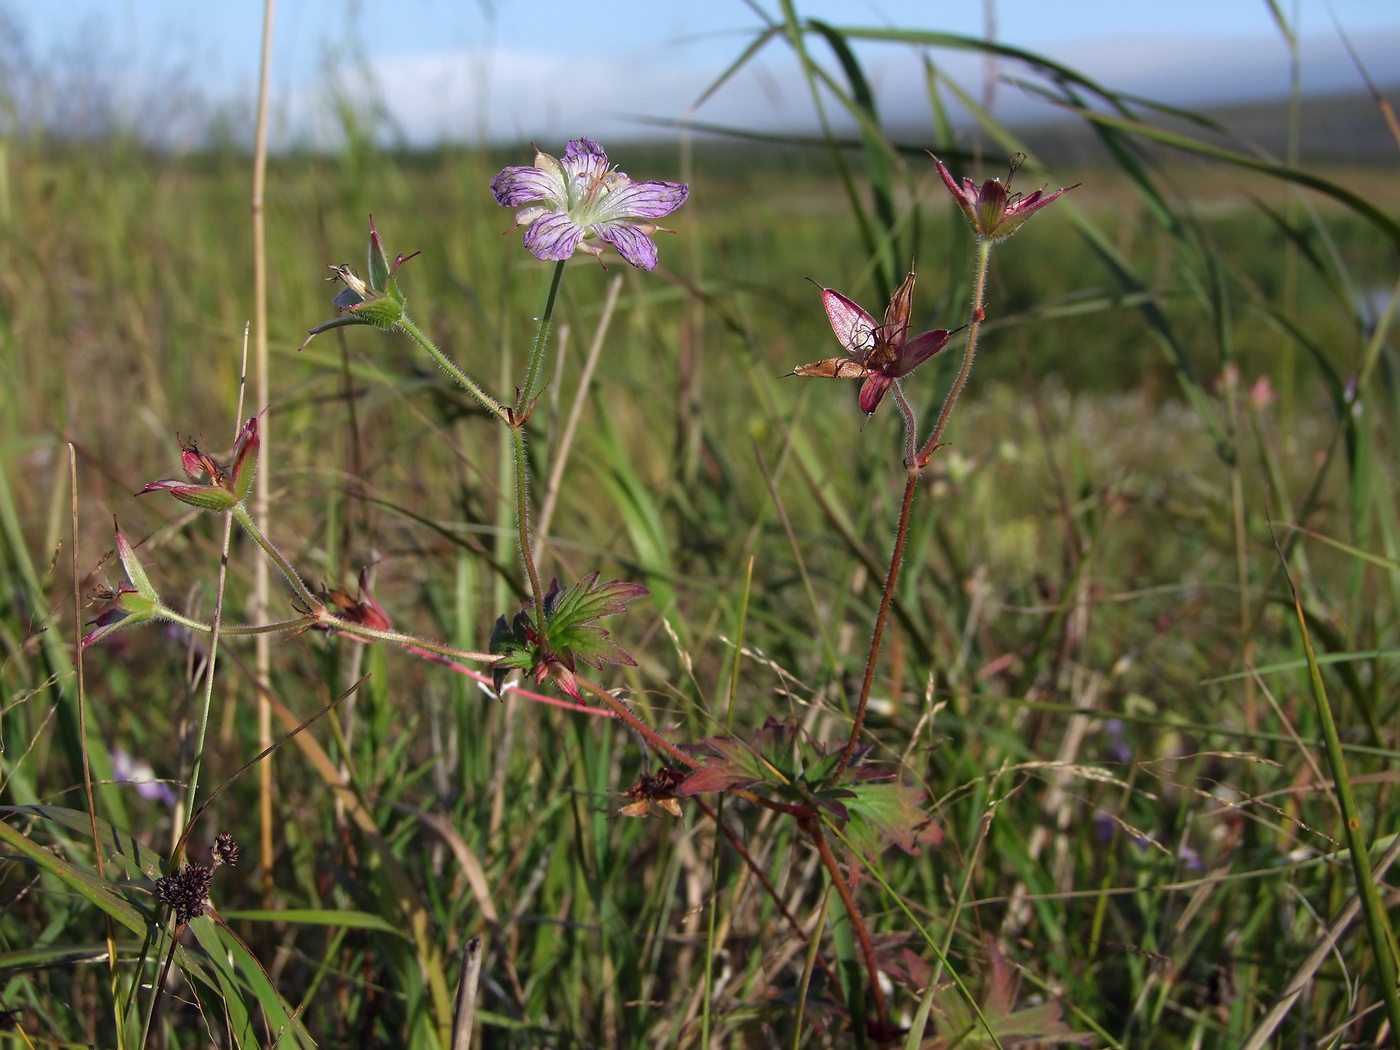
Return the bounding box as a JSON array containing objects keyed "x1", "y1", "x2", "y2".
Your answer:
[
  {"x1": 397, "y1": 315, "x2": 507, "y2": 424},
  {"x1": 158, "y1": 607, "x2": 313, "y2": 637},
  {"x1": 518, "y1": 260, "x2": 568, "y2": 415},
  {"x1": 921, "y1": 237, "x2": 992, "y2": 462},
  {"x1": 1289, "y1": 574, "x2": 1400, "y2": 1035},
  {"x1": 161, "y1": 603, "x2": 493, "y2": 663},
  {"x1": 325, "y1": 621, "x2": 496, "y2": 662},
  {"x1": 890, "y1": 380, "x2": 918, "y2": 466},
  {"x1": 512, "y1": 260, "x2": 568, "y2": 641},
  {"x1": 513, "y1": 427, "x2": 549, "y2": 648},
  {"x1": 232, "y1": 504, "x2": 321, "y2": 612},
  {"x1": 180, "y1": 508, "x2": 234, "y2": 847}
]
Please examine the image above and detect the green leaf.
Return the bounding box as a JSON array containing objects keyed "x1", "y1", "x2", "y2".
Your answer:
[
  {"x1": 4, "y1": 805, "x2": 164, "y2": 880},
  {"x1": 0, "y1": 818, "x2": 150, "y2": 935},
  {"x1": 926, "y1": 941, "x2": 1091, "y2": 1049},
  {"x1": 843, "y1": 781, "x2": 942, "y2": 858},
  {"x1": 221, "y1": 909, "x2": 411, "y2": 938},
  {"x1": 677, "y1": 735, "x2": 772, "y2": 795}
]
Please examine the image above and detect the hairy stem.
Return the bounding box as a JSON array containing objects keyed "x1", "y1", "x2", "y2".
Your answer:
[
  {"x1": 837, "y1": 237, "x2": 994, "y2": 779},
  {"x1": 891, "y1": 380, "x2": 918, "y2": 466},
  {"x1": 512, "y1": 260, "x2": 568, "y2": 643},
  {"x1": 159, "y1": 608, "x2": 314, "y2": 637},
  {"x1": 180, "y1": 509, "x2": 234, "y2": 836},
  {"x1": 921, "y1": 236, "x2": 992, "y2": 462},
  {"x1": 578, "y1": 677, "x2": 699, "y2": 770},
  {"x1": 398, "y1": 315, "x2": 507, "y2": 424},
  {"x1": 512, "y1": 427, "x2": 549, "y2": 649},
  {"x1": 232, "y1": 504, "x2": 321, "y2": 612},
  {"x1": 837, "y1": 472, "x2": 918, "y2": 779},
  {"x1": 518, "y1": 260, "x2": 568, "y2": 415}
]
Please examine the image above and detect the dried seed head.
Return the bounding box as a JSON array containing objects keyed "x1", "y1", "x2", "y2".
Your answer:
[
  {"x1": 155, "y1": 863, "x2": 214, "y2": 926},
  {"x1": 211, "y1": 832, "x2": 241, "y2": 868}
]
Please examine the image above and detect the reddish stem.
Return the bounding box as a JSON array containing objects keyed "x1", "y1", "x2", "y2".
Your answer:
[
  {"x1": 805, "y1": 817, "x2": 888, "y2": 1033},
  {"x1": 836, "y1": 471, "x2": 918, "y2": 779},
  {"x1": 837, "y1": 238, "x2": 993, "y2": 779},
  {"x1": 577, "y1": 677, "x2": 700, "y2": 769},
  {"x1": 693, "y1": 798, "x2": 842, "y2": 989}
]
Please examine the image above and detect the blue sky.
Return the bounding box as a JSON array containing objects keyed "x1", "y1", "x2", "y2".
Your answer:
[{"x1": 14, "y1": 1, "x2": 1400, "y2": 143}]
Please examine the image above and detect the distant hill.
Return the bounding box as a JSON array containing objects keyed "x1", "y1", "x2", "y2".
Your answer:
[{"x1": 1014, "y1": 87, "x2": 1400, "y2": 166}]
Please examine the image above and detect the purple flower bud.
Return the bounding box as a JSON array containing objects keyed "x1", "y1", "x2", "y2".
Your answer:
[
  {"x1": 82, "y1": 519, "x2": 166, "y2": 649},
  {"x1": 933, "y1": 154, "x2": 1073, "y2": 242}
]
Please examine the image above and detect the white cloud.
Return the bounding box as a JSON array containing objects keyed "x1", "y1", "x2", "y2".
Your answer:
[{"x1": 283, "y1": 27, "x2": 1400, "y2": 147}]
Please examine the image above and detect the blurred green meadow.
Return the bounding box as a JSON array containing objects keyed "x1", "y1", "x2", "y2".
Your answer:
[{"x1": 1, "y1": 54, "x2": 1399, "y2": 1050}]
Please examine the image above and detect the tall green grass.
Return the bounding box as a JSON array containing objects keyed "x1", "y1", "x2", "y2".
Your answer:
[{"x1": 1, "y1": 11, "x2": 1399, "y2": 1048}]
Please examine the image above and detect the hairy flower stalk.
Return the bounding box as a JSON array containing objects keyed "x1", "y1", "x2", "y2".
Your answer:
[
  {"x1": 933, "y1": 153, "x2": 1074, "y2": 243},
  {"x1": 490, "y1": 139, "x2": 688, "y2": 654},
  {"x1": 836, "y1": 158, "x2": 1068, "y2": 779},
  {"x1": 301, "y1": 218, "x2": 507, "y2": 423}
]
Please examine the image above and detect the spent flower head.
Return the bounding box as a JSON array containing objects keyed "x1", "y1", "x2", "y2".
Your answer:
[
  {"x1": 319, "y1": 567, "x2": 393, "y2": 642},
  {"x1": 491, "y1": 137, "x2": 688, "y2": 270},
  {"x1": 790, "y1": 272, "x2": 953, "y2": 416},
  {"x1": 154, "y1": 862, "x2": 215, "y2": 927},
  {"x1": 140, "y1": 415, "x2": 260, "y2": 513},
  {"x1": 301, "y1": 216, "x2": 420, "y2": 349},
  {"x1": 211, "y1": 832, "x2": 242, "y2": 868},
  {"x1": 933, "y1": 153, "x2": 1073, "y2": 242},
  {"x1": 82, "y1": 519, "x2": 166, "y2": 648}
]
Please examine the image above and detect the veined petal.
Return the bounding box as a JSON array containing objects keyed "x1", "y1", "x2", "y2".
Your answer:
[
  {"x1": 523, "y1": 211, "x2": 587, "y2": 261},
  {"x1": 858, "y1": 373, "x2": 894, "y2": 415},
  {"x1": 593, "y1": 220, "x2": 659, "y2": 270},
  {"x1": 594, "y1": 179, "x2": 690, "y2": 222},
  {"x1": 563, "y1": 137, "x2": 607, "y2": 165},
  {"x1": 821, "y1": 288, "x2": 879, "y2": 356},
  {"x1": 561, "y1": 138, "x2": 610, "y2": 192},
  {"x1": 491, "y1": 164, "x2": 566, "y2": 208},
  {"x1": 892, "y1": 329, "x2": 953, "y2": 376}
]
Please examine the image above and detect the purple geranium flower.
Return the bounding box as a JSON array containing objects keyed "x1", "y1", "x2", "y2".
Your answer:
[{"x1": 490, "y1": 138, "x2": 688, "y2": 270}]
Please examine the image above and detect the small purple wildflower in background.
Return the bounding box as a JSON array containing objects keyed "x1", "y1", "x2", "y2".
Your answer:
[
  {"x1": 491, "y1": 138, "x2": 688, "y2": 270},
  {"x1": 1101, "y1": 717, "x2": 1132, "y2": 764},
  {"x1": 790, "y1": 272, "x2": 953, "y2": 416},
  {"x1": 111, "y1": 747, "x2": 176, "y2": 806},
  {"x1": 933, "y1": 153, "x2": 1073, "y2": 242}
]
